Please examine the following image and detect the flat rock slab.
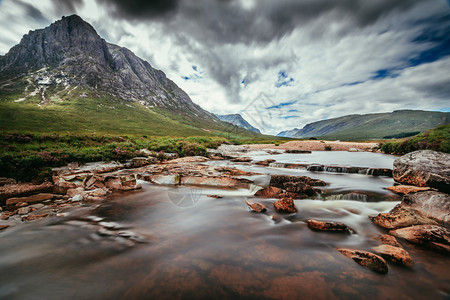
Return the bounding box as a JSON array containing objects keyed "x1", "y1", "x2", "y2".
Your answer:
[
  {"x1": 393, "y1": 150, "x2": 450, "y2": 193},
  {"x1": 245, "y1": 200, "x2": 267, "y2": 213},
  {"x1": 390, "y1": 225, "x2": 450, "y2": 246},
  {"x1": 386, "y1": 185, "x2": 431, "y2": 195},
  {"x1": 337, "y1": 248, "x2": 388, "y2": 274},
  {"x1": 6, "y1": 193, "x2": 54, "y2": 206},
  {"x1": 370, "y1": 204, "x2": 437, "y2": 229},
  {"x1": 254, "y1": 186, "x2": 283, "y2": 198},
  {"x1": 269, "y1": 175, "x2": 326, "y2": 188},
  {"x1": 402, "y1": 191, "x2": 450, "y2": 223},
  {"x1": 307, "y1": 219, "x2": 354, "y2": 233},
  {"x1": 375, "y1": 234, "x2": 402, "y2": 248},
  {"x1": 372, "y1": 244, "x2": 414, "y2": 268}
]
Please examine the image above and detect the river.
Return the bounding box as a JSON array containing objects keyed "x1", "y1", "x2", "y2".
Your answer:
[{"x1": 0, "y1": 151, "x2": 449, "y2": 299}]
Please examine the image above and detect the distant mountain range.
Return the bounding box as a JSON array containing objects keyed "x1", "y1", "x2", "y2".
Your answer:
[
  {"x1": 277, "y1": 110, "x2": 450, "y2": 140},
  {"x1": 0, "y1": 15, "x2": 260, "y2": 137},
  {"x1": 216, "y1": 114, "x2": 261, "y2": 133}
]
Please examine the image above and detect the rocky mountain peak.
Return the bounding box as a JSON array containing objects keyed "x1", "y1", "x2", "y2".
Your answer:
[{"x1": 0, "y1": 15, "x2": 217, "y2": 120}]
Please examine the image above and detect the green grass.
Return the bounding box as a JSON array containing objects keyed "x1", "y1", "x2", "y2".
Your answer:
[{"x1": 379, "y1": 124, "x2": 450, "y2": 155}]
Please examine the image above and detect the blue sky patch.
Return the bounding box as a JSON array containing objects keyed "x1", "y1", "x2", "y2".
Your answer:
[
  {"x1": 275, "y1": 71, "x2": 295, "y2": 88},
  {"x1": 279, "y1": 116, "x2": 299, "y2": 119},
  {"x1": 266, "y1": 101, "x2": 296, "y2": 110}
]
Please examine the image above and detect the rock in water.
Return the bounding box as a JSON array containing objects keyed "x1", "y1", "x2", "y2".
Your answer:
[
  {"x1": 269, "y1": 175, "x2": 326, "y2": 188},
  {"x1": 273, "y1": 197, "x2": 297, "y2": 213},
  {"x1": 375, "y1": 234, "x2": 402, "y2": 248},
  {"x1": 254, "y1": 186, "x2": 283, "y2": 198},
  {"x1": 372, "y1": 245, "x2": 414, "y2": 268},
  {"x1": 337, "y1": 248, "x2": 388, "y2": 274},
  {"x1": 307, "y1": 219, "x2": 354, "y2": 233},
  {"x1": 370, "y1": 204, "x2": 438, "y2": 229},
  {"x1": 401, "y1": 191, "x2": 450, "y2": 223},
  {"x1": 245, "y1": 200, "x2": 267, "y2": 213},
  {"x1": 393, "y1": 150, "x2": 450, "y2": 193},
  {"x1": 390, "y1": 225, "x2": 450, "y2": 246}
]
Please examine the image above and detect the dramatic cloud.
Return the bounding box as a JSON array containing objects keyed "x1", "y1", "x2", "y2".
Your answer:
[{"x1": 0, "y1": 0, "x2": 449, "y2": 134}]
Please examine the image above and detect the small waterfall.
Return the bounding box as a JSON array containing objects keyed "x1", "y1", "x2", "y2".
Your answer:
[{"x1": 324, "y1": 192, "x2": 368, "y2": 202}]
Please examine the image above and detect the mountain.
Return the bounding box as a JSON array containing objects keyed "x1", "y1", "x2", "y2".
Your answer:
[
  {"x1": 216, "y1": 114, "x2": 261, "y2": 133},
  {"x1": 277, "y1": 110, "x2": 450, "y2": 140},
  {"x1": 0, "y1": 15, "x2": 253, "y2": 136}
]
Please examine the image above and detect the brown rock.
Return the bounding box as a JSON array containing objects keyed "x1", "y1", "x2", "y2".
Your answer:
[
  {"x1": 22, "y1": 213, "x2": 49, "y2": 221},
  {"x1": 6, "y1": 193, "x2": 54, "y2": 206},
  {"x1": 270, "y1": 175, "x2": 326, "y2": 188},
  {"x1": 283, "y1": 182, "x2": 317, "y2": 196},
  {"x1": 165, "y1": 156, "x2": 209, "y2": 164},
  {"x1": 254, "y1": 186, "x2": 283, "y2": 198},
  {"x1": 307, "y1": 219, "x2": 354, "y2": 233},
  {"x1": 337, "y1": 248, "x2": 388, "y2": 274},
  {"x1": 105, "y1": 177, "x2": 123, "y2": 189},
  {"x1": 401, "y1": 191, "x2": 450, "y2": 223},
  {"x1": 285, "y1": 149, "x2": 312, "y2": 153},
  {"x1": 375, "y1": 234, "x2": 402, "y2": 247},
  {"x1": 255, "y1": 159, "x2": 276, "y2": 166},
  {"x1": 231, "y1": 157, "x2": 253, "y2": 163},
  {"x1": 372, "y1": 245, "x2": 414, "y2": 268},
  {"x1": 18, "y1": 206, "x2": 31, "y2": 215},
  {"x1": 180, "y1": 176, "x2": 252, "y2": 188},
  {"x1": 207, "y1": 195, "x2": 223, "y2": 198},
  {"x1": 428, "y1": 242, "x2": 450, "y2": 254},
  {"x1": 386, "y1": 185, "x2": 431, "y2": 195},
  {"x1": 0, "y1": 225, "x2": 10, "y2": 231},
  {"x1": 393, "y1": 150, "x2": 450, "y2": 193},
  {"x1": 273, "y1": 197, "x2": 297, "y2": 213},
  {"x1": 390, "y1": 225, "x2": 450, "y2": 246},
  {"x1": 370, "y1": 204, "x2": 437, "y2": 229},
  {"x1": 67, "y1": 187, "x2": 85, "y2": 198},
  {"x1": 0, "y1": 182, "x2": 53, "y2": 199},
  {"x1": 245, "y1": 200, "x2": 267, "y2": 213}
]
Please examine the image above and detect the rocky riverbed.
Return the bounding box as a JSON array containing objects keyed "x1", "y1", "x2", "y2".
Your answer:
[{"x1": 0, "y1": 145, "x2": 449, "y2": 299}]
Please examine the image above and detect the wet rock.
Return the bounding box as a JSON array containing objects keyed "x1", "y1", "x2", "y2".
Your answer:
[
  {"x1": 393, "y1": 150, "x2": 450, "y2": 193},
  {"x1": 283, "y1": 182, "x2": 317, "y2": 196},
  {"x1": 165, "y1": 156, "x2": 209, "y2": 164},
  {"x1": 6, "y1": 193, "x2": 54, "y2": 206},
  {"x1": 337, "y1": 248, "x2": 388, "y2": 274},
  {"x1": 245, "y1": 200, "x2": 267, "y2": 213},
  {"x1": 401, "y1": 191, "x2": 450, "y2": 223},
  {"x1": 124, "y1": 157, "x2": 154, "y2": 168},
  {"x1": 83, "y1": 175, "x2": 105, "y2": 189},
  {"x1": 390, "y1": 225, "x2": 450, "y2": 247},
  {"x1": 270, "y1": 175, "x2": 326, "y2": 188},
  {"x1": 386, "y1": 185, "x2": 431, "y2": 195},
  {"x1": 209, "y1": 155, "x2": 224, "y2": 160},
  {"x1": 255, "y1": 159, "x2": 276, "y2": 166},
  {"x1": 180, "y1": 176, "x2": 252, "y2": 188},
  {"x1": 307, "y1": 219, "x2": 354, "y2": 233},
  {"x1": 17, "y1": 206, "x2": 31, "y2": 215},
  {"x1": 231, "y1": 157, "x2": 253, "y2": 163},
  {"x1": 22, "y1": 213, "x2": 49, "y2": 221},
  {"x1": 254, "y1": 186, "x2": 283, "y2": 198},
  {"x1": 372, "y1": 245, "x2": 414, "y2": 268},
  {"x1": 370, "y1": 204, "x2": 437, "y2": 229},
  {"x1": 273, "y1": 197, "x2": 297, "y2": 213},
  {"x1": 147, "y1": 174, "x2": 179, "y2": 185},
  {"x1": 0, "y1": 225, "x2": 10, "y2": 231},
  {"x1": 67, "y1": 187, "x2": 85, "y2": 198},
  {"x1": 29, "y1": 203, "x2": 45, "y2": 210},
  {"x1": 87, "y1": 188, "x2": 108, "y2": 198},
  {"x1": 71, "y1": 194, "x2": 83, "y2": 202},
  {"x1": 0, "y1": 182, "x2": 53, "y2": 199},
  {"x1": 324, "y1": 192, "x2": 367, "y2": 202},
  {"x1": 207, "y1": 195, "x2": 223, "y2": 198},
  {"x1": 285, "y1": 149, "x2": 311, "y2": 154},
  {"x1": 375, "y1": 234, "x2": 402, "y2": 247}
]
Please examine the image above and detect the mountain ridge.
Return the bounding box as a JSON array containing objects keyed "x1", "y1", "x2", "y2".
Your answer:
[
  {"x1": 277, "y1": 110, "x2": 450, "y2": 140},
  {"x1": 216, "y1": 114, "x2": 261, "y2": 133}
]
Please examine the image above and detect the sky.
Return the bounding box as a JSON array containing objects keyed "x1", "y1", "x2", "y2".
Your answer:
[{"x1": 0, "y1": 0, "x2": 449, "y2": 134}]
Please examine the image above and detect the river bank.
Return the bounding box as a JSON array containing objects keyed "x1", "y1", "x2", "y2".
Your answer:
[{"x1": 0, "y1": 145, "x2": 449, "y2": 299}]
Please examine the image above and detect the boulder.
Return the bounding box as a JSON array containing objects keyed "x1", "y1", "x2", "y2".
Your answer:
[
  {"x1": 390, "y1": 225, "x2": 450, "y2": 246},
  {"x1": 337, "y1": 248, "x2": 388, "y2": 274},
  {"x1": 307, "y1": 219, "x2": 354, "y2": 233},
  {"x1": 273, "y1": 197, "x2": 297, "y2": 213},
  {"x1": 370, "y1": 204, "x2": 437, "y2": 229},
  {"x1": 393, "y1": 150, "x2": 450, "y2": 193},
  {"x1": 386, "y1": 185, "x2": 431, "y2": 195},
  {"x1": 401, "y1": 191, "x2": 450, "y2": 223},
  {"x1": 375, "y1": 234, "x2": 402, "y2": 247},
  {"x1": 269, "y1": 175, "x2": 326, "y2": 188},
  {"x1": 372, "y1": 245, "x2": 414, "y2": 268},
  {"x1": 245, "y1": 200, "x2": 267, "y2": 213},
  {"x1": 67, "y1": 187, "x2": 85, "y2": 198},
  {"x1": 231, "y1": 157, "x2": 253, "y2": 163},
  {"x1": 6, "y1": 193, "x2": 54, "y2": 206},
  {"x1": 285, "y1": 149, "x2": 312, "y2": 154},
  {"x1": 254, "y1": 186, "x2": 283, "y2": 198}
]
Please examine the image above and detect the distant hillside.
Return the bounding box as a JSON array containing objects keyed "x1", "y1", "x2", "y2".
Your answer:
[
  {"x1": 216, "y1": 114, "x2": 261, "y2": 133},
  {"x1": 277, "y1": 110, "x2": 450, "y2": 140}
]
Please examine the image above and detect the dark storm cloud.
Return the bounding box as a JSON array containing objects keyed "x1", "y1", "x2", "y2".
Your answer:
[{"x1": 98, "y1": 0, "x2": 179, "y2": 19}]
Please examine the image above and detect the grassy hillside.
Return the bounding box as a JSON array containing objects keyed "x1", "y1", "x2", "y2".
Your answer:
[
  {"x1": 380, "y1": 124, "x2": 450, "y2": 155},
  {"x1": 288, "y1": 110, "x2": 449, "y2": 141}
]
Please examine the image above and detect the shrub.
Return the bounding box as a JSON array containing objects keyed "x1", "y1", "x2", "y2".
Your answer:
[{"x1": 324, "y1": 145, "x2": 332, "y2": 151}]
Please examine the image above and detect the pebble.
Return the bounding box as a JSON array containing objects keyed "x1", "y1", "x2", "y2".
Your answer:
[
  {"x1": 29, "y1": 204, "x2": 45, "y2": 209},
  {"x1": 18, "y1": 207, "x2": 31, "y2": 215}
]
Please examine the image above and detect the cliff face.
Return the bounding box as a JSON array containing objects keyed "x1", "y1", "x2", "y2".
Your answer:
[{"x1": 0, "y1": 15, "x2": 216, "y2": 120}]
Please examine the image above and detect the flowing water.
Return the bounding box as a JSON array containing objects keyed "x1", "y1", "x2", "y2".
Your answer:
[{"x1": 0, "y1": 152, "x2": 449, "y2": 299}]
